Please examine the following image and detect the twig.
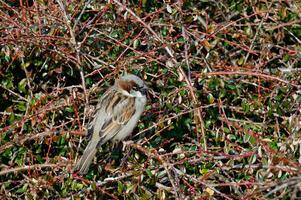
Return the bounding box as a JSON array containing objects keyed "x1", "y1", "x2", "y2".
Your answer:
[
  {"x1": 244, "y1": 7, "x2": 270, "y2": 65},
  {"x1": 0, "y1": 163, "x2": 62, "y2": 176},
  {"x1": 73, "y1": 0, "x2": 93, "y2": 29},
  {"x1": 0, "y1": 85, "x2": 28, "y2": 102},
  {"x1": 129, "y1": 143, "x2": 182, "y2": 199},
  {"x1": 56, "y1": 0, "x2": 89, "y2": 166},
  {"x1": 96, "y1": 172, "x2": 133, "y2": 186},
  {"x1": 263, "y1": 176, "x2": 301, "y2": 198},
  {"x1": 93, "y1": 29, "x2": 166, "y2": 66},
  {"x1": 204, "y1": 71, "x2": 300, "y2": 88},
  {"x1": 173, "y1": 167, "x2": 233, "y2": 200},
  {"x1": 210, "y1": 12, "x2": 260, "y2": 37},
  {"x1": 0, "y1": 120, "x2": 73, "y2": 154},
  {"x1": 56, "y1": 0, "x2": 89, "y2": 120},
  {"x1": 19, "y1": 60, "x2": 34, "y2": 136},
  {"x1": 182, "y1": 26, "x2": 191, "y2": 82},
  {"x1": 134, "y1": 104, "x2": 216, "y2": 140},
  {"x1": 267, "y1": 19, "x2": 301, "y2": 31},
  {"x1": 155, "y1": 182, "x2": 174, "y2": 193},
  {"x1": 0, "y1": 111, "x2": 23, "y2": 117}
]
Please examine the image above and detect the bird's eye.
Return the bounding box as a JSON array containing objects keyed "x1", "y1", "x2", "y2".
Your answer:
[{"x1": 132, "y1": 84, "x2": 143, "y2": 91}]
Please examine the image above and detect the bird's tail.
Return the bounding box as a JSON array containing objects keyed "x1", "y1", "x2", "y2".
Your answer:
[{"x1": 73, "y1": 140, "x2": 98, "y2": 174}]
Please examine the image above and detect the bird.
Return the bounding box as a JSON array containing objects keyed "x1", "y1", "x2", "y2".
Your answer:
[{"x1": 74, "y1": 74, "x2": 148, "y2": 174}]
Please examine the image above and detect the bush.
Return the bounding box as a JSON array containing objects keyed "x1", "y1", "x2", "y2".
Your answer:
[{"x1": 0, "y1": 0, "x2": 300, "y2": 199}]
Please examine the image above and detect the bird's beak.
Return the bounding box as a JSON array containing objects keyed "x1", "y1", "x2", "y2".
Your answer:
[{"x1": 140, "y1": 85, "x2": 149, "y2": 95}]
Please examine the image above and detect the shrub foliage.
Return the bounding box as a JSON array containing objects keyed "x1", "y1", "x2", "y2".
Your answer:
[{"x1": 0, "y1": 0, "x2": 300, "y2": 199}]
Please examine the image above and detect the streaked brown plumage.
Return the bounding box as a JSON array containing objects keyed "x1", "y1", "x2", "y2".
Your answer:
[{"x1": 74, "y1": 74, "x2": 148, "y2": 174}]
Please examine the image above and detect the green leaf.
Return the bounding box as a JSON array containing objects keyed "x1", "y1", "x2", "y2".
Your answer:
[
  {"x1": 200, "y1": 168, "x2": 209, "y2": 175},
  {"x1": 208, "y1": 78, "x2": 220, "y2": 90},
  {"x1": 161, "y1": 26, "x2": 167, "y2": 36},
  {"x1": 227, "y1": 84, "x2": 236, "y2": 90},
  {"x1": 224, "y1": 127, "x2": 231, "y2": 134},
  {"x1": 71, "y1": 181, "x2": 84, "y2": 190},
  {"x1": 36, "y1": 155, "x2": 44, "y2": 163},
  {"x1": 227, "y1": 133, "x2": 236, "y2": 140},
  {"x1": 33, "y1": 59, "x2": 43, "y2": 66},
  {"x1": 205, "y1": 120, "x2": 212, "y2": 128},
  {"x1": 8, "y1": 113, "x2": 15, "y2": 124},
  {"x1": 65, "y1": 107, "x2": 74, "y2": 113},
  {"x1": 86, "y1": 78, "x2": 93, "y2": 87},
  {"x1": 21, "y1": 62, "x2": 30, "y2": 69},
  {"x1": 110, "y1": 30, "x2": 119, "y2": 38},
  {"x1": 219, "y1": 88, "x2": 226, "y2": 98},
  {"x1": 17, "y1": 101, "x2": 27, "y2": 112},
  {"x1": 125, "y1": 182, "x2": 134, "y2": 194},
  {"x1": 249, "y1": 135, "x2": 257, "y2": 145},
  {"x1": 118, "y1": 181, "x2": 124, "y2": 195},
  {"x1": 133, "y1": 39, "x2": 140, "y2": 48},
  {"x1": 269, "y1": 141, "x2": 278, "y2": 150},
  {"x1": 207, "y1": 93, "x2": 214, "y2": 104},
  {"x1": 4, "y1": 55, "x2": 10, "y2": 62},
  {"x1": 237, "y1": 57, "x2": 244, "y2": 65},
  {"x1": 18, "y1": 78, "x2": 27, "y2": 93},
  {"x1": 16, "y1": 184, "x2": 28, "y2": 193},
  {"x1": 91, "y1": 182, "x2": 97, "y2": 191},
  {"x1": 242, "y1": 100, "x2": 250, "y2": 112},
  {"x1": 243, "y1": 134, "x2": 251, "y2": 143},
  {"x1": 189, "y1": 145, "x2": 198, "y2": 151},
  {"x1": 145, "y1": 169, "x2": 153, "y2": 178}
]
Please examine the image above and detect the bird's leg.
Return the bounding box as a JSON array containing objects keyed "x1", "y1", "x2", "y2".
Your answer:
[
  {"x1": 122, "y1": 140, "x2": 134, "y2": 151},
  {"x1": 120, "y1": 140, "x2": 134, "y2": 167}
]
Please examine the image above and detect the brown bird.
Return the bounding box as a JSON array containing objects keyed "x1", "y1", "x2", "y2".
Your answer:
[{"x1": 74, "y1": 74, "x2": 148, "y2": 174}]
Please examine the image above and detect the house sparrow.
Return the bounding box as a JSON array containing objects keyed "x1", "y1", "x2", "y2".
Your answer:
[{"x1": 74, "y1": 74, "x2": 148, "y2": 174}]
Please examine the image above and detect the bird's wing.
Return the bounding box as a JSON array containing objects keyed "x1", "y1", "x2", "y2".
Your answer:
[{"x1": 86, "y1": 89, "x2": 136, "y2": 146}]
